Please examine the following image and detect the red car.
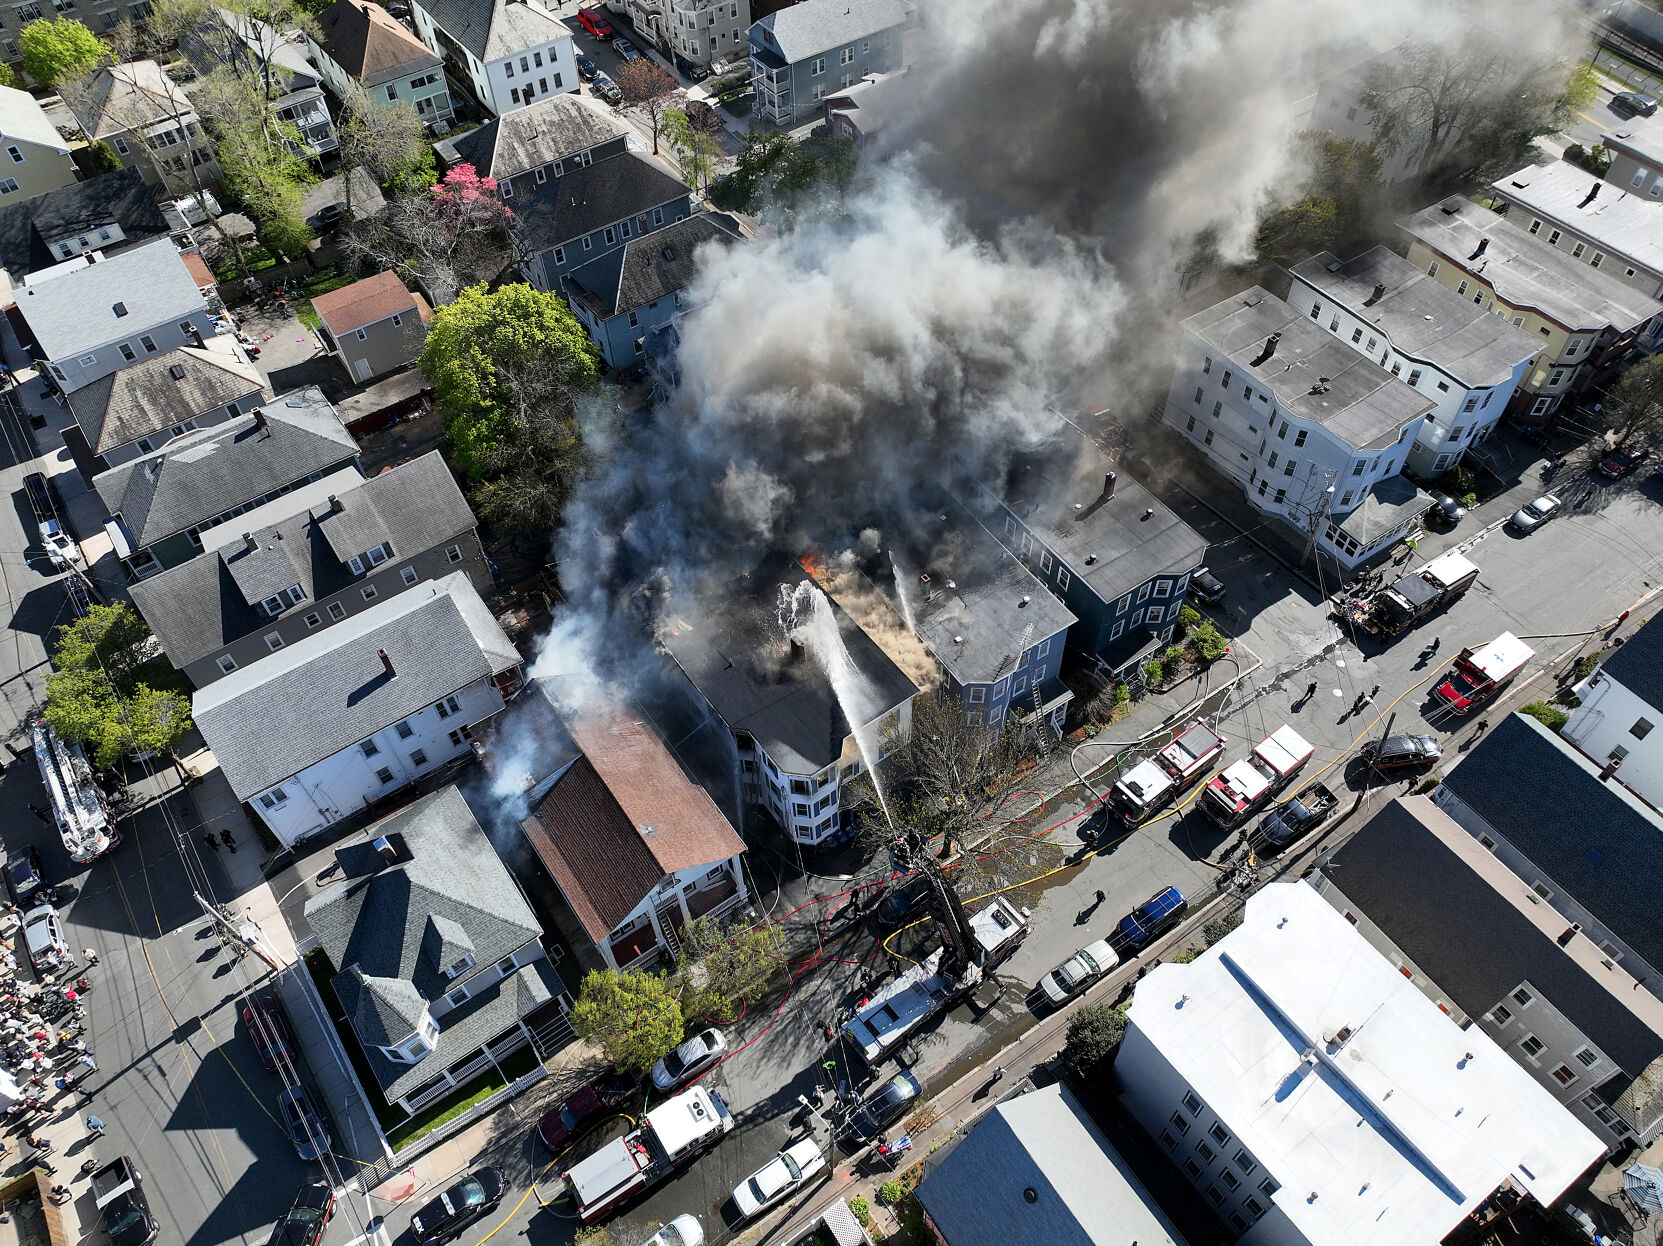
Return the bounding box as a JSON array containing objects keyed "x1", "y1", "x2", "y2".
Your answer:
[
  {"x1": 243, "y1": 996, "x2": 296, "y2": 1073},
  {"x1": 576, "y1": 6, "x2": 614, "y2": 37},
  {"x1": 536, "y1": 1071, "x2": 639, "y2": 1153},
  {"x1": 1599, "y1": 442, "x2": 1651, "y2": 478}
]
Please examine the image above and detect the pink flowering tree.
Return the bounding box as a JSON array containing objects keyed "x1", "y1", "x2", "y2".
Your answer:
[{"x1": 344, "y1": 163, "x2": 516, "y2": 305}]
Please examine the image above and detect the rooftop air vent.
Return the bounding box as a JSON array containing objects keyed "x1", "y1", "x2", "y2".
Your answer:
[
  {"x1": 113, "y1": 302, "x2": 128, "y2": 317},
  {"x1": 169, "y1": 364, "x2": 186, "y2": 380},
  {"x1": 662, "y1": 246, "x2": 677, "y2": 261}
]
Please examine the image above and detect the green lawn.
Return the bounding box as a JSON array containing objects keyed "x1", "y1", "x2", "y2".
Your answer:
[{"x1": 294, "y1": 270, "x2": 359, "y2": 331}]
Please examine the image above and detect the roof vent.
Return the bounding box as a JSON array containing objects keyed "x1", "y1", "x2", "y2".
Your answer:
[
  {"x1": 662, "y1": 246, "x2": 676, "y2": 261},
  {"x1": 1019, "y1": 595, "x2": 1030, "y2": 607},
  {"x1": 639, "y1": 823, "x2": 656, "y2": 838},
  {"x1": 1102, "y1": 470, "x2": 1116, "y2": 500},
  {"x1": 1440, "y1": 202, "x2": 1461, "y2": 215},
  {"x1": 1367, "y1": 282, "x2": 1385, "y2": 304},
  {"x1": 1467, "y1": 237, "x2": 1488, "y2": 261},
  {"x1": 1580, "y1": 181, "x2": 1601, "y2": 209},
  {"x1": 243, "y1": 532, "x2": 257, "y2": 552},
  {"x1": 378, "y1": 647, "x2": 396, "y2": 678},
  {"x1": 113, "y1": 301, "x2": 128, "y2": 317},
  {"x1": 169, "y1": 363, "x2": 186, "y2": 380},
  {"x1": 372, "y1": 835, "x2": 398, "y2": 865},
  {"x1": 1249, "y1": 332, "x2": 1281, "y2": 366},
  {"x1": 1084, "y1": 554, "x2": 1097, "y2": 565}
]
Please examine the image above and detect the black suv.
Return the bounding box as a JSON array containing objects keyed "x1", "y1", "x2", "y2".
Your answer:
[
  {"x1": 1363, "y1": 734, "x2": 1443, "y2": 770},
  {"x1": 1187, "y1": 567, "x2": 1226, "y2": 605},
  {"x1": 4, "y1": 845, "x2": 45, "y2": 905},
  {"x1": 268, "y1": 1181, "x2": 334, "y2": 1246},
  {"x1": 841, "y1": 1070, "x2": 922, "y2": 1142}
]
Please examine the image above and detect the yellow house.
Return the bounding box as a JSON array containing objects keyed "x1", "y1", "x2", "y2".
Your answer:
[
  {"x1": 1398, "y1": 196, "x2": 1663, "y2": 422},
  {"x1": 0, "y1": 86, "x2": 78, "y2": 202}
]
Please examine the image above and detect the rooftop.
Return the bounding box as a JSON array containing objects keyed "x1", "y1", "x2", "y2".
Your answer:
[
  {"x1": 17, "y1": 238, "x2": 207, "y2": 360},
  {"x1": 1398, "y1": 197, "x2": 1663, "y2": 332},
  {"x1": 512, "y1": 152, "x2": 689, "y2": 251},
  {"x1": 1290, "y1": 248, "x2": 1541, "y2": 387},
  {"x1": 1601, "y1": 109, "x2": 1663, "y2": 173},
  {"x1": 1334, "y1": 474, "x2": 1432, "y2": 540},
  {"x1": 916, "y1": 1082, "x2": 1187, "y2": 1246},
  {"x1": 0, "y1": 167, "x2": 173, "y2": 282},
  {"x1": 66, "y1": 60, "x2": 195, "y2": 140},
  {"x1": 310, "y1": 271, "x2": 418, "y2": 337},
  {"x1": 193, "y1": 571, "x2": 519, "y2": 797},
  {"x1": 311, "y1": 0, "x2": 441, "y2": 86},
  {"x1": 1320, "y1": 797, "x2": 1663, "y2": 1078},
  {"x1": 1440, "y1": 711, "x2": 1663, "y2": 978},
  {"x1": 129, "y1": 452, "x2": 478, "y2": 668},
  {"x1": 1492, "y1": 160, "x2": 1663, "y2": 279},
  {"x1": 975, "y1": 418, "x2": 1208, "y2": 603},
  {"x1": 413, "y1": 0, "x2": 567, "y2": 64},
  {"x1": 438, "y1": 92, "x2": 632, "y2": 180},
  {"x1": 521, "y1": 709, "x2": 744, "y2": 942},
  {"x1": 1588, "y1": 616, "x2": 1663, "y2": 705},
  {"x1": 659, "y1": 551, "x2": 920, "y2": 776},
  {"x1": 1127, "y1": 882, "x2": 1604, "y2": 1246},
  {"x1": 563, "y1": 213, "x2": 740, "y2": 320},
  {"x1": 66, "y1": 336, "x2": 265, "y2": 455},
  {"x1": 753, "y1": 0, "x2": 905, "y2": 63},
  {"x1": 93, "y1": 388, "x2": 357, "y2": 547},
  {"x1": 1182, "y1": 289, "x2": 1436, "y2": 450},
  {"x1": 0, "y1": 85, "x2": 70, "y2": 153}
]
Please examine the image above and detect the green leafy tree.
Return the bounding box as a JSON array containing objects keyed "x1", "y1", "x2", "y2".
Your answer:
[
  {"x1": 574, "y1": 1221, "x2": 662, "y2": 1246},
  {"x1": 195, "y1": 68, "x2": 317, "y2": 248},
  {"x1": 43, "y1": 604, "x2": 191, "y2": 768},
  {"x1": 0, "y1": 62, "x2": 20, "y2": 89},
  {"x1": 1519, "y1": 701, "x2": 1569, "y2": 732},
  {"x1": 1600, "y1": 353, "x2": 1663, "y2": 446},
  {"x1": 678, "y1": 917, "x2": 786, "y2": 1022},
  {"x1": 76, "y1": 139, "x2": 121, "y2": 177},
  {"x1": 1061, "y1": 1004, "x2": 1128, "y2": 1084},
  {"x1": 570, "y1": 968, "x2": 684, "y2": 1074},
  {"x1": 1255, "y1": 133, "x2": 1382, "y2": 263},
  {"x1": 663, "y1": 107, "x2": 722, "y2": 196},
  {"x1": 421, "y1": 282, "x2": 598, "y2": 484},
  {"x1": 337, "y1": 83, "x2": 434, "y2": 201},
  {"x1": 1189, "y1": 621, "x2": 1228, "y2": 664},
  {"x1": 53, "y1": 603, "x2": 153, "y2": 685},
  {"x1": 20, "y1": 17, "x2": 108, "y2": 88}
]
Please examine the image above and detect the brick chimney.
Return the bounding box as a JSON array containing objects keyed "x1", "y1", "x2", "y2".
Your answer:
[{"x1": 378, "y1": 648, "x2": 396, "y2": 678}]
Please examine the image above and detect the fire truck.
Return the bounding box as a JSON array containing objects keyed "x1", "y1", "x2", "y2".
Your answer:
[
  {"x1": 1433, "y1": 632, "x2": 1534, "y2": 714},
  {"x1": 1199, "y1": 725, "x2": 1314, "y2": 828},
  {"x1": 1107, "y1": 721, "x2": 1226, "y2": 826}
]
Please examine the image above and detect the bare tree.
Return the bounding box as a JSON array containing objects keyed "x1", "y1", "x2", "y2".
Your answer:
[
  {"x1": 336, "y1": 83, "x2": 432, "y2": 211},
  {"x1": 612, "y1": 59, "x2": 679, "y2": 155},
  {"x1": 1601, "y1": 354, "x2": 1663, "y2": 446},
  {"x1": 342, "y1": 165, "x2": 514, "y2": 306}
]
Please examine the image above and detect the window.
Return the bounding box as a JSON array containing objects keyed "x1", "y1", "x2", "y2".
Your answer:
[
  {"x1": 1057, "y1": 568, "x2": 1071, "y2": 590},
  {"x1": 259, "y1": 786, "x2": 288, "y2": 809},
  {"x1": 1209, "y1": 1122, "x2": 1229, "y2": 1145},
  {"x1": 552, "y1": 246, "x2": 564, "y2": 266},
  {"x1": 1456, "y1": 281, "x2": 1468, "y2": 297},
  {"x1": 446, "y1": 544, "x2": 464, "y2": 564},
  {"x1": 1519, "y1": 1033, "x2": 1545, "y2": 1059},
  {"x1": 327, "y1": 601, "x2": 346, "y2": 621},
  {"x1": 355, "y1": 328, "x2": 368, "y2": 342},
  {"x1": 1183, "y1": 1159, "x2": 1202, "y2": 1180},
  {"x1": 1293, "y1": 429, "x2": 1307, "y2": 447},
  {"x1": 840, "y1": 45, "x2": 853, "y2": 63},
  {"x1": 410, "y1": 749, "x2": 428, "y2": 766},
  {"x1": 1366, "y1": 336, "x2": 1377, "y2": 351},
  {"x1": 1202, "y1": 355, "x2": 1212, "y2": 373},
  {"x1": 1169, "y1": 1111, "x2": 1190, "y2": 1135},
  {"x1": 449, "y1": 725, "x2": 473, "y2": 746},
  {"x1": 604, "y1": 226, "x2": 616, "y2": 245},
  {"x1": 119, "y1": 343, "x2": 135, "y2": 361},
  {"x1": 436, "y1": 694, "x2": 461, "y2": 718},
  {"x1": 395, "y1": 720, "x2": 414, "y2": 740},
  {"x1": 1212, "y1": 400, "x2": 1222, "y2": 418},
  {"x1": 367, "y1": 544, "x2": 389, "y2": 565},
  {"x1": 1230, "y1": 1214, "x2": 1249, "y2": 1233},
  {"x1": 1182, "y1": 1091, "x2": 1202, "y2": 1116},
  {"x1": 360, "y1": 739, "x2": 381, "y2": 758},
  {"x1": 140, "y1": 335, "x2": 157, "y2": 353},
  {"x1": 1233, "y1": 1150, "x2": 1256, "y2": 1175},
  {"x1": 1221, "y1": 369, "x2": 1232, "y2": 387},
  {"x1": 1350, "y1": 327, "x2": 1363, "y2": 343},
  {"x1": 375, "y1": 766, "x2": 395, "y2": 784},
  {"x1": 1449, "y1": 426, "x2": 1465, "y2": 441},
  {"x1": 1572, "y1": 242, "x2": 1586, "y2": 259},
  {"x1": 401, "y1": 566, "x2": 419, "y2": 586},
  {"x1": 1340, "y1": 491, "x2": 1353, "y2": 508},
  {"x1": 1488, "y1": 1003, "x2": 1513, "y2": 1026},
  {"x1": 1548, "y1": 229, "x2": 1561, "y2": 245},
  {"x1": 1426, "y1": 260, "x2": 1439, "y2": 276},
  {"x1": 217, "y1": 654, "x2": 238, "y2": 674},
  {"x1": 1186, "y1": 415, "x2": 1195, "y2": 433},
  {"x1": 1551, "y1": 1064, "x2": 1578, "y2": 1086},
  {"x1": 1193, "y1": 386, "x2": 1204, "y2": 404},
  {"x1": 1259, "y1": 1178, "x2": 1279, "y2": 1196},
  {"x1": 1574, "y1": 1047, "x2": 1600, "y2": 1068},
  {"x1": 0, "y1": 177, "x2": 17, "y2": 195},
  {"x1": 1197, "y1": 1141, "x2": 1216, "y2": 1163},
  {"x1": 810, "y1": 55, "x2": 825, "y2": 74},
  {"x1": 1632, "y1": 718, "x2": 1654, "y2": 739},
  {"x1": 1160, "y1": 1130, "x2": 1177, "y2": 1150},
  {"x1": 1222, "y1": 1169, "x2": 1240, "y2": 1191},
  {"x1": 362, "y1": 585, "x2": 378, "y2": 601},
  {"x1": 1245, "y1": 1197, "x2": 1265, "y2": 1217},
  {"x1": 264, "y1": 632, "x2": 284, "y2": 652}
]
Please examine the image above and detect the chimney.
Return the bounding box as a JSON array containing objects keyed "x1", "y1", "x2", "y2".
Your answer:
[
  {"x1": 789, "y1": 638, "x2": 806, "y2": 663},
  {"x1": 1368, "y1": 282, "x2": 1385, "y2": 304},
  {"x1": 252, "y1": 408, "x2": 269, "y2": 435},
  {"x1": 1601, "y1": 754, "x2": 1624, "y2": 781},
  {"x1": 186, "y1": 322, "x2": 205, "y2": 349},
  {"x1": 329, "y1": 494, "x2": 345, "y2": 513},
  {"x1": 1249, "y1": 332, "x2": 1281, "y2": 366},
  {"x1": 372, "y1": 835, "x2": 398, "y2": 865},
  {"x1": 1557, "y1": 923, "x2": 1582, "y2": 947},
  {"x1": 243, "y1": 532, "x2": 257, "y2": 552},
  {"x1": 1467, "y1": 237, "x2": 1489, "y2": 261},
  {"x1": 1579, "y1": 181, "x2": 1601, "y2": 209},
  {"x1": 378, "y1": 647, "x2": 396, "y2": 678},
  {"x1": 1102, "y1": 470, "x2": 1116, "y2": 499}
]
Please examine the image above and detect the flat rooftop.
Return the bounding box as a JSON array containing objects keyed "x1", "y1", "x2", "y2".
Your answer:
[
  {"x1": 1127, "y1": 882, "x2": 1603, "y2": 1246},
  {"x1": 1290, "y1": 248, "x2": 1539, "y2": 387},
  {"x1": 1398, "y1": 196, "x2": 1663, "y2": 332},
  {"x1": 1602, "y1": 109, "x2": 1663, "y2": 171},
  {"x1": 978, "y1": 418, "x2": 1208, "y2": 602},
  {"x1": 1182, "y1": 289, "x2": 1436, "y2": 450},
  {"x1": 1493, "y1": 161, "x2": 1663, "y2": 279}
]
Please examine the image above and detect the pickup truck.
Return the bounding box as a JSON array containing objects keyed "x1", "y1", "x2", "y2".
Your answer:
[
  {"x1": 563, "y1": 1085, "x2": 733, "y2": 1223},
  {"x1": 92, "y1": 1156, "x2": 158, "y2": 1246},
  {"x1": 1257, "y1": 782, "x2": 1337, "y2": 848}
]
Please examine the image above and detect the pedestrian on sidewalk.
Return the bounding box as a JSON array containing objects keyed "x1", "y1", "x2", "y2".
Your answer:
[
  {"x1": 84, "y1": 1116, "x2": 102, "y2": 1138},
  {"x1": 80, "y1": 950, "x2": 97, "y2": 968},
  {"x1": 77, "y1": 1053, "x2": 95, "y2": 1074},
  {"x1": 219, "y1": 829, "x2": 236, "y2": 853},
  {"x1": 202, "y1": 833, "x2": 218, "y2": 853}
]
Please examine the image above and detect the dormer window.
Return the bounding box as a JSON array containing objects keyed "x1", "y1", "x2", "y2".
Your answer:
[
  {"x1": 261, "y1": 594, "x2": 286, "y2": 616},
  {"x1": 445, "y1": 955, "x2": 475, "y2": 979},
  {"x1": 367, "y1": 543, "x2": 390, "y2": 566}
]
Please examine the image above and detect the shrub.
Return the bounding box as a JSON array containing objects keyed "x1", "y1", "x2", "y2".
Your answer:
[
  {"x1": 1190, "y1": 620, "x2": 1228, "y2": 664},
  {"x1": 1143, "y1": 659, "x2": 1164, "y2": 685},
  {"x1": 1113, "y1": 681, "x2": 1130, "y2": 706},
  {"x1": 1519, "y1": 701, "x2": 1569, "y2": 732},
  {"x1": 1061, "y1": 1004, "x2": 1129, "y2": 1084},
  {"x1": 1178, "y1": 604, "x2": 1202, "y2": 633},
  {"x1": 1555, "y1": 691, "x2": 1582, "y2": 708},
  {"x1": 1574, "y1": 653, "x2": 1601, "y2": 680},
  {"x1": 1171, "y1": 947, "x2": 1201, "y2": 963},
  {"x1": 1161, "y1": 644, "x2": 1186, "y2": 679},
  {"x1": 849, "y1": 1196, "x2": 871, "y2": 1225},
  {"x1": 879, "y1": 1180, "x2": 904, "y2": 1206},
  {"x1": 1203, "y1": 910, "x2": 1245, "y2": 945}
]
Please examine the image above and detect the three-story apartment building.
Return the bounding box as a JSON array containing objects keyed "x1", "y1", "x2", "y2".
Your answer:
[
  {"x1": 748, "y1": 0, "x2": 904, "y2": 127},
  {"x1": 309, "y1": 0, "x2": 454, "y2": 127},
  {"x1": 411, "y1": 0, "x2": 576, "y2": 115}
]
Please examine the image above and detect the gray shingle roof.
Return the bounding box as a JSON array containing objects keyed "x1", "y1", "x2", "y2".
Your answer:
[
  {"x1": 16, "y1": 238, "x2": 207, "y2": 361},
  {"x1": 92, "y1": 388, "x2": 358, "y2": 547},
  {"x1": 0, "y1": 84, "x2": 70, "y2": 152},
  {"x1": 660, "y1": 552, "x2": 918, "y2": 775},
  {"x1": 129, "y1": 452, "x2": 480, "y2": 667},
  {"x1": 338, "y1": 970, "x2": 427, "y2": 1048},
  {"x1": 1321, "y1": 797, "x2": 1663, "y2": 1078},
  {"x1": 0, "y1": 168, "x2": 171, "y2": 282},
  {"x1": 564, "y1": 213, "x2": 738, "y2": 319},
  {"x1": 194, "y1": 572, "x2": 519, "y2": 796},
  {"x1": 413, "y1": 0, "x2": 565, "y2": 63},
  {"x1": 1592, "y1": 618, "x2": 1663, "y2": 706},
  {"x1": 755, "y1": 0, "x2": 905, "y2": 64},
  {"x1": 1441, "y1": 712, "x2": 1663, "y2": 977},
  {"x1": 442, "y1": 93, "x2": 631, "y2": 180},
  {"x1": 66, "y1": 340, "x2": 266, "y2": 455},
  {"x1": 66, "y1": 60, "x2": 194, "y2": 141},
  {"x1": 512, "y1": 152, "x2": 689, "y2": 253},
  {"x1": 1334, "y1": 475, "x2": 1432, "y2": 542}
]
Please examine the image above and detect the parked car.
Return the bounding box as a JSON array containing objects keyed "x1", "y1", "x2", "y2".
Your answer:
[
  {"x1": 1362, "y1": 733, "x2": 1443, "y2": 770},
  {"x1": 1039, "y1": 939, "x2": 1118, "y2": 1007},
  {"x1": 651, "y1": 1027, "x2": 728, "y2": 1092},
  {"x1": 20, "y1": 471, "x2": 56, "y2": 522},
  {"x1": 576, "y1": 53, "x2": 599, "y2": 80},
  {"x1": 1600, "y1": 442, "x2": 1651, "y2": 478},
  {"x1": 674, "y1": 54, "x2": 710, "y2": 82},
  {"x1": 243, "y1": 995, "x2": 297, "y2": 1073},
  {"x1": 1187, "y1": 566, "x2": 1226, "y2": 605},
  {"x1": 841, "y1": 1070, "x2": 922, "y2": 1142},
  {"x1": 611, "y1": 36, "x2": 640, "y2": 60},
  {"x1": 1614, "y1": 90, "x2": 1659, "y2": 116},
  {"x1": 267, "y1": 1180, "x2": 335, "y2": 1246},
  {"x1": 21, "y1": 902, "x2": 70, "y2": 973},
  {"x1": 1117, "y1": 886, "x2": 1187, "y2": 949},
  {"x1": 873, "y1": 875, "x2": 932, "y2": 931},
  {"x1": 313, "y1": 203, "x2": 347, "y2": 229},
  {"x1": 1509, "y1": 494, "x2": 1561, "y2": 532},
  {"x1": 276, "y1": 1084, "x2": 331, "y2": 1161},
  {"x1": 4, "y1": 845, "x2": 44, "y2": 906},
  {"x1": 410, "y1": 1168, "x2": 504, "y2": 1244},
  {"x1": 731, "y1": 1138, "x2": 826, "y2": 1219},
  {"x1": 643, "y1": 1216, "x2": 704, "y2": 1246},
  {"x1": 1430, "y1": 494, "x2": 1465, "y2": 525},
  {"x1": 591, "y1": 74, "x2": 622, "y2": 106},
  {"x1": 39, "y1": 519, "x2": 81, "y2": 568},
  {"x1": 536, "y1": 1070, "x2": 639, "y2": 1151},
  {"x1": 576, "y1": 5, "x2": 614, "y2": 37}
]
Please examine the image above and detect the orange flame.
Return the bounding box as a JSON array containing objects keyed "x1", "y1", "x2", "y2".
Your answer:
[{"x1": 798, "y1": 551, "x2": 828, "y2": 585}]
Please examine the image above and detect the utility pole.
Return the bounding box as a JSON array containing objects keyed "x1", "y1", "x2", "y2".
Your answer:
[{"x1": 1301, "y1": 471, "x2": 1339, "y2": 568}]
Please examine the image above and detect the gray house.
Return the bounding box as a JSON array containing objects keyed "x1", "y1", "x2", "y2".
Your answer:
[
  {"x1": 0, "y1": 167, "x2": 182, "y2": 300},
  {"x1": 130, "y1": 452, "x2": 488, "y2": 688},
  {"x1": 961, "y1": 418, "x2": 1209, "y2": 673},
  {"x1": 748, "y1": 0, "x2": 905, "y2": 128},
  {"x1": 303, "y1": 785, "x2": 568, "y2": 1114},
  {"x1": 513, "y1": 150, "x2": 691, "y2": 296},
  {"x1": 95, "y1": 388, "x2": 360, "y2": 576},
  {"x1": 437, "y1": 91, "x2": 633, "y2": 189},
  {"x1": 64, "y1": 336, "x2": 266, "y2": 471},
  {"x1": 563, "y1": 214, "x2": 739, "y2": 368},
  {"x1": 16, "y1": 238, "x2": 219, "y2": 396},
  {"x1": 310, "y1": 271, "x2": 429, "y2": 384}
]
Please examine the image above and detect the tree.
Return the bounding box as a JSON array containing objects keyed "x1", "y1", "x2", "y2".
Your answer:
[
  {"x1": 193, "y1": 67, "x2": 318, "y2": 243},
  {"x1": 151, "y1": 0, "x2": 319, "y2": 100},
  {"x1": 1601, "y1": 353, "x2": 1663, "y2": 445},
  {"x1": 43, "y1": 604, "x2": 192, "y2": 768},
  {"x1": 337, "y1": 83, "x2": 435, "y2": 203},
  {"x1": 663, "y1": 107, "x2": 722, "y2": 195},
  {"x1": 709, "y1": 130, "x2": 856, "y2": 216},
  {"x1": 1359, "y1": 29, "x2": 1591, "y2": 180},
  {"x1": 612, "y1": 59, "x2": 679, "y2": 155},
  {"x1": 76, "y1": 139, "x2": 121, "y2": 177},
  {"x1": 343, "y1": 164, "x2": 515, "y2": 307},
  {"x1": 678, "y1": 917, "x2": 786, "y2": 1022},
  {"x1": 0, "y1": 62, "x2": 20, "y2": 90},
  {"x1": 570, "y1": 968, "x2": 684, "y2": 1074},
  {"x1": 20, "y1": 17, "x2": 108, "y2": 88},
  {"x1": 1061, "y1": 1004, "x2": 1127, "y2": 1084},
  {"x1": 575, "y1": 1221, "x2": 662, "y2": 1246},
  {"x1": 1255, "y1": 133, "x2": 1382, "y2": 263},
  {"x1": 421, "y1": 282, "x2": 598, "y2": 484}
]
